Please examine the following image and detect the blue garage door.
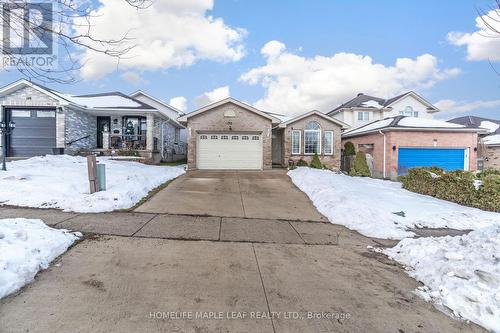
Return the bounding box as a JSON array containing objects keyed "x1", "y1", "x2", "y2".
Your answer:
[{"x1": 398, "y1": 148, "x2": 465, "y2": 175}]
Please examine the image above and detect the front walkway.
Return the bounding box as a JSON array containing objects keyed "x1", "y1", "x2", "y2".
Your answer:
[
  {"x1": 0, "y1": 207, "x2": 483, "y2": 332},
  {"x1": 134, "y1": 170, "x2": 328, "y2": 222}
]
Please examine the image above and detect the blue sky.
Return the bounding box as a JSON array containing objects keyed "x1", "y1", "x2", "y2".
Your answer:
[{"x1": 1, "y1": 0, "x2": 499, "y2": 119}]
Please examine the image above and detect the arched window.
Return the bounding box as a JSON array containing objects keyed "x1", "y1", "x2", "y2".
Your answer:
[
  {"x1": 399, "y1": 106, "x2": 418, "y2": 117},
  {"x1": 304, "y1": 121, "x2": 321, "y2": 154}
]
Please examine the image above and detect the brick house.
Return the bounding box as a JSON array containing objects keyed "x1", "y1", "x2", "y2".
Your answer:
[
  {"x1": 177, "y1": 98, "x2": 348, "y2": 170},
  {"x1": 0, "y1": 79, "x2": 186, "y2": 162},
  {"x1": 341, "y1": 116, "x2": 486, "y2": 180}
]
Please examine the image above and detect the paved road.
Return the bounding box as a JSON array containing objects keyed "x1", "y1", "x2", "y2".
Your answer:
[
  {"x1": 0, "y1": 207, "x2": 484, "y2": 332},
  {"x1": 134, "y1": 169, "x2": 328, "y2": 222}
]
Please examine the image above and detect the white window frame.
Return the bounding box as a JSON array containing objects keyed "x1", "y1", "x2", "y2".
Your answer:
[
  {"x1": 11, "y1": 110, "x2": 31, "y2": 117},
  {"x1": 304, "y1": 121, "x2": 321, "y2": 155},
  {"x1": 291, "y1": 130, "x2": 301, "y2": 155},
  {"x1": 174, "y1": 128, "x2": 180, "y2": 143},
  {"x1": 324, "y1": 131, "x2": 334, "y2": 155},
  {"x1": 357, "y1": 111, "x2": 369, "y2": 121}
]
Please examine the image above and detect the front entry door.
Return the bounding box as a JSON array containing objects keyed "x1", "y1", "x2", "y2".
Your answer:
[
  {"x1": 97, "y1": 117, "x2": 111, "y2": 148},
  {"x1": 272, "y1": 129, "x2": 283, "y2": 166}
]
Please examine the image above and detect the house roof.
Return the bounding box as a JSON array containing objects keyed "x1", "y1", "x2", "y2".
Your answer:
[
  {"x1": 342, "y1": 116, "x2": 485, "y2": 138},
  {"x1": 53, "y1": 91, "x2": 155, "y2": 110},
  {"x1": 482, "y1": 134, "x2": 500, "y2": 146},
  {"x1": 448, "y1": 116, "x2": 500, "y2": 135},
  {"x1": 328, "y1": 91, "x2": 439, "y2": 115},
  {"x1": 129, "y1": 90, "x2": 185, "y2": 115},
  {"x1": 277, "y1": 110, "x2": 350, "y2": 129},
  {"x1": 0, "y1": 79, "x2": 156, "y2": 111},
  {"x1": 177, "y1": 97, "x2": 282, "y2": 124}
]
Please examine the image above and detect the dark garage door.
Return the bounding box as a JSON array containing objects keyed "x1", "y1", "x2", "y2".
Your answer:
[
  {"x1": 8, "y1": 109, "x2": 56, "y2": 157},
  {"x1": 398, "y1": 147, "x2": 466, "y2": 175}
]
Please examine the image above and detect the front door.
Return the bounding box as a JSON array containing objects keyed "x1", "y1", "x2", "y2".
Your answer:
[
  {"x1": 272, "y1": 129, "x2": 283, "y2": 166},
  {"x1": 97, "y1": 117, "x2": 111, "y2": 148}
]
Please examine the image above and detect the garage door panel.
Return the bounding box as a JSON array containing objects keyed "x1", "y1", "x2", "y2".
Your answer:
[
  {"x1": 9, "y1": 109, "x2": 57, "y2": 157},
  {"x1": 197, "y1": 134, "x2": 263, "y2": 170},
  {"x1": 398, "y1": 148, "x2": 465, "y2": 175}
]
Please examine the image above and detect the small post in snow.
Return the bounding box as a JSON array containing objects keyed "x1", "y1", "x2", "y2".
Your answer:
[{"x1": 87, "y1": 155, "x2": 98, "y2": 194}]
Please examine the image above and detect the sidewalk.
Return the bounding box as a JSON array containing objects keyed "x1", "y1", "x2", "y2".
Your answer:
[{"x1": 0, "y1": 206, "x2": 396, "y2": 247}]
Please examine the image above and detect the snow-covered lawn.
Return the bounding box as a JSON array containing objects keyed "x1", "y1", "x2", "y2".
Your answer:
[
  {"x1": 0, "y1": 155, "x2": 185, "y2": 213},
  {"x1": 0, "y1": 218, "x2": 81, "y2": 299},
  {"x1": 289, "y1": 167, "x2": 500, "y2": 331},
  {"x1": 382, "y1": 226, "x2": 500, "y2": 332},
  {"x1": 288, "y1": 168, "x2": 500, "y2": 239}
]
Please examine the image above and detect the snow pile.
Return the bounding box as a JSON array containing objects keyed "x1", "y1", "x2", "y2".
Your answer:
[
  {"x1": 479, "y1": 120, "x2": 499, "y2": 134},
  {"x1": 382, "y1": 226, "x2": 500, "y2": 332},
  {"x1": 55, "y1": 92, "x2": 143, "y2": 108},
  {"x1": 398, "y1": 117, "x2": 465, "y2": 128},
  {"x1": 0, "y1": 218, "x2": 81, "y2": 299},
  {"x1": 361, "y1": 100, "x2": 383, "y2": 108},
  {"x1": 0, "y1": 155, "x2": 185, "y2": 212},
  {"x1": 482, "y1": 134, "x2": 500, "y2": 146},
  {"x1": 288, "y1": 168, "x2": 500, "y2": 239},
  {"x1": 343, "y1": 118, "x2": 394, "y2": 135}
]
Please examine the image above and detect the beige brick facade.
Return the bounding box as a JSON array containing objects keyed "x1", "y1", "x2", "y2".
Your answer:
[
  {"x1": 185, "y1": 102, "x2": 273, "y2": 170},
  {"x1": 282, "y1": 114, "x2": 342, "y2": 170},
  {"x1": 343, "y1": 130, "x2": 479, "y2": 180}
]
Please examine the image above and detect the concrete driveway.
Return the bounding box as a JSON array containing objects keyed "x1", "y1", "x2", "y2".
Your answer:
[
  {"x1": 135, "y1": 170, "x2": 327, "y2": 222},
  {"x1": 0, "y1": 235, "x2": 483, "y2": 333}
]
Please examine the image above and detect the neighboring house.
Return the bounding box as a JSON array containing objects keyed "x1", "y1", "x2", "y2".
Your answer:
[
  {"x1": 0, "y1": 79, "x2": 185, "y2": 162},
  {"x1": 177, "y1": 98, "x2": 348, "y2": 170},
  {"x1": 328, "y1": 91, "x2": 439, "y2": 129},
  {"x1": 129, "y1": 90, "x2": 187, "y2": 161},
  {"x1": 448, "y1": 116, "x2": 500, "y2": 170},
  {"x1": 341, "y1": 116, "x2": 485, "y2": 180}
]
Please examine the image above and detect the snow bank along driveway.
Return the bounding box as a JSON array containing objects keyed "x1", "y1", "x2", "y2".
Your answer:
[
  {"x1": 383, "y1": 226, "x2": 500, "y2": 332},
  {"x1": 288, "y1": 168, "x2": 500, "y2": 240},
  {"x1": 289, "y1": 168, "x2": 500, "y2": 331},
  {"x1": 0, "y1": 155, "x2": 185, "y2": 213},
  {"x1": 0, "y1": 218, "x2": 81, "y2": 299}
]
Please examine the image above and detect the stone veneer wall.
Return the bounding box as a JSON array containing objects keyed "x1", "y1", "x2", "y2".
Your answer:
[
  {"x1": 64, "y1": 107, "x2": 96, "y2": 154},
  {"x1": 481, "y1": 145, "x2": 500, "y2": 169},
  {"x1": 186, "y1": 102, "x2": 273, "y2": 170},
  {"x1": 283, "y1": 114, "x2": 343, "y2": 170}
]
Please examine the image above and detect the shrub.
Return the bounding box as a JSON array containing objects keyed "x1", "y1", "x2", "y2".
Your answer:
[
  {"x1": 349, "y1": 151, "x2": 370, "y2": 177},
  {"x1": 117, "y1": 149, "x2": 139, "y2": 157},
  {"x1": 473, "y1": 174, "x2": 500, "y2": 212},
  {"x1": 296, "y1": 159, "x2": 308, "y2": 167},
  {"x1": 400, "y1": 167, "x2": 500, "y2": 212},
  {"x1": 344, "y1": 141, "x2": 355, "y2": 156},
  {"x1": 477, "y1": 168, "x2": 500, "y2": 179},
  {"x1": 310, "y1": 153, "x2": 323, "y2": 169}
]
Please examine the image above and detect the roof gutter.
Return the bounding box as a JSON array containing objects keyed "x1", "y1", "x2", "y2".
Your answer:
[{"x1": 378, "y1": 130, "x2": 386, "y2": 179}]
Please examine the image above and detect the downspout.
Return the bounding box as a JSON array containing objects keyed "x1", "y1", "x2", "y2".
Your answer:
[{"x1": 378, "y1": 130, "x2": 386, "y2": 179}]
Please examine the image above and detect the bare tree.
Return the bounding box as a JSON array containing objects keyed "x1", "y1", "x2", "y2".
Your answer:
[
  {"x1": 477, "y1": 1, "x2": 500, "y2": 75},
  {"x1": 0, "y1": 0, "x2": 152, "y2": 84}
]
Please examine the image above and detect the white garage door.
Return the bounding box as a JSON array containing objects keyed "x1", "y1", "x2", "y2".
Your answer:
[{"x1": 197, "y1": 133, "x2": 263, "y2": 170}]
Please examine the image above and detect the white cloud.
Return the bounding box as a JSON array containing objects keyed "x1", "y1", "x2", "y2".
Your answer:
[
  {"x1": 169, "y1": 96, "x2": 187, "y2": 112},
  {"x1": 120, "y1": 71, "x2": 148, "y2": 85},
  {"x1": 74, "y1": 0, "x2": 246, "y2": 80},
  {"x1": 448, "y1": 9, "x2": 500, "y2": 61},
  {"x1": 194, "y1": 86, "x2": 230, "y2": 108},
  {"x1": 434, "y1": 99, "x2": 500, "y2": 118},
  {"x1": 240, "y1": 41, "x2": 460, "y2": 115}
]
